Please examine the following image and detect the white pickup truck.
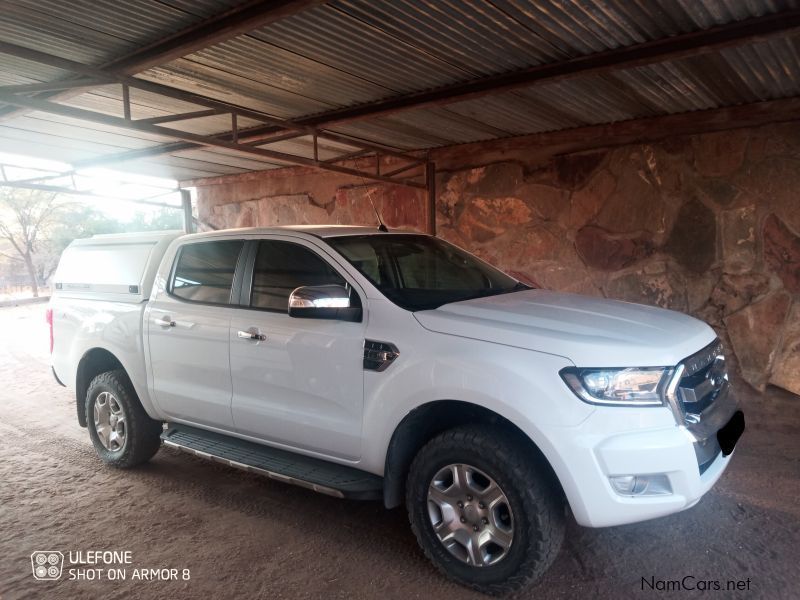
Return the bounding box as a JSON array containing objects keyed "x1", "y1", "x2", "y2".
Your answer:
[{"x1": 49, "y1": 226, "x2": 744, "y2": 594}]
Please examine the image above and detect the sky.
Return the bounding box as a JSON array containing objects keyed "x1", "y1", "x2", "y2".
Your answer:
[{"x1": 0, "y1": 152, "x2": 184, "y2": 222}]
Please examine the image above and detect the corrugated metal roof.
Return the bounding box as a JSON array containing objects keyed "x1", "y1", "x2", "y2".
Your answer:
[
  {"x1": 0, "y1": 55, "x2": 71, "y2": 86},
  {"x1": 183, "y1": 35, "x2": 391, "y2": 107},
  {"x1": 445, "y1": 94, "x2": 573, "y2": 136},
  {"x1": 157, "y1": 0, "x2": 252, "y2": 20},
  {"x1": 327, "y1": 0, "x2": 564, "y2": 75},
  {"x1": 249, "y1": 5, "x2": 472, "y2": 93},
  {"x1": 488, "y1": 0, "x2": 798, "y2": 54},
  {"x1": 0, "y1": 0, "x2": 234, "y2": 65},
  {"x1": 719, "y1": 35, "x2": 800, "y2": 99},
  {"x1": 0, "y1": 0, "x2": 799, "y2": 183},
  {"x1": 140, "y1": 61, "x2": 333, "y2": 119}
]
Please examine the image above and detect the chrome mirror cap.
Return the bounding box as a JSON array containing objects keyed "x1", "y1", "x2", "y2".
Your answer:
[
  {"x1": 289, "y1": 285, "x2": 351, "y2": 309},
  {"x1": 288, "y1": 285, "x2": 362, "y2": 322}
]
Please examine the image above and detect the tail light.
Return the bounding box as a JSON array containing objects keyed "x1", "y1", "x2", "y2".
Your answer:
[{"x1": 45, "y1": 307, "x2": 54, "y2": 354}]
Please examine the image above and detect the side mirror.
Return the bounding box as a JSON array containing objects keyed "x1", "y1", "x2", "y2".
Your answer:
[{"x1": 288, "y1": 285, "x2": 362, "y2": 322}]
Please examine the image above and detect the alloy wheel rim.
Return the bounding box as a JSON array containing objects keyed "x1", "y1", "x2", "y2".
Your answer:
[
  {"x1": 93, "y1": 391, "x2": 127, "y2": 452},
  {"x1": 427, "y1": 463, "x2": 514, "y2": 567}
]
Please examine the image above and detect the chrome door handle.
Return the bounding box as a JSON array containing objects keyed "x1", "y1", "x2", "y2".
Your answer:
[
  {"x1": 154, "y1": 316, "x2": 176, "y2": 327},
  {"x1": 238, "y1": 329, "x2": 266, "y2": 341}
]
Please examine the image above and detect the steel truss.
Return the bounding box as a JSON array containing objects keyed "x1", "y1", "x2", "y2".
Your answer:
[
  {"x1": 0, "y1": 161, "x2": 181, "y2": 209},
  {"x1": 0, "y1": 41, "x2": 429, "y2": 193}
]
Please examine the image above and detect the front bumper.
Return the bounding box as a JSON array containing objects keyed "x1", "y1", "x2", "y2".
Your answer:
[{"x1": 538, "y1": 385, "x2": 743, "y2": 528}]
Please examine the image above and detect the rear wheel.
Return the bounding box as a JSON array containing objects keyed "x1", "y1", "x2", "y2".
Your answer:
[
  {"x1": 406, "y1": 425, "x2": 564, "y2": 595},
  {"x1": 86, "y1": 370, "x2": 161, "y2": 468}
]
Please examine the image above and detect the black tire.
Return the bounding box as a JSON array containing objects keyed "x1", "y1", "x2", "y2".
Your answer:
[
  {"x1": 85, "y1": 369, "x2": 162, "y2": 468},
  {"x1": 406, "y1": 424, "x2": 565, "y2": 595}
]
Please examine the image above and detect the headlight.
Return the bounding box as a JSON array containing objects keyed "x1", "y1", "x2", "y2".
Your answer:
[{"x1": 559, "y1": 367, "x2": 670, "y2": 406}]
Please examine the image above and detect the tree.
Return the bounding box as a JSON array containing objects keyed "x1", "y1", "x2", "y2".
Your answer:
[
  {"x1": 126, "y1": 207, "x2": 183, "y2": 231},
  {"x1": 0, "y1": 188, "x2": 63, "y2": 297}
]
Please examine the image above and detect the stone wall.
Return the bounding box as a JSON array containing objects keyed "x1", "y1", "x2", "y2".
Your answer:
[{"x1": 195, "y1": 123, "x2": 800, "y2": 396}]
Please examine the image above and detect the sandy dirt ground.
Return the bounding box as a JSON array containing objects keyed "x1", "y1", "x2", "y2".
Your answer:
[{"x1": 1, "y1": 303, "x2": 799, "y2": 600}]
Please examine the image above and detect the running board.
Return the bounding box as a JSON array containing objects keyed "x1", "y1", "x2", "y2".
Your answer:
[{"x1": 161, "y1": 424, "x2": 383, "y2": 500}]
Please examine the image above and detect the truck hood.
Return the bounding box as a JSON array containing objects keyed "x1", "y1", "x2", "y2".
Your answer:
[{"x1": 413, "y1": 289, "x2": 716, "y2": 367}]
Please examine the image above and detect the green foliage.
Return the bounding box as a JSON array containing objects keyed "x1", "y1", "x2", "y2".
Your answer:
[{"x1": 126, "y1": 208, "x2": 183, "y2": 232}]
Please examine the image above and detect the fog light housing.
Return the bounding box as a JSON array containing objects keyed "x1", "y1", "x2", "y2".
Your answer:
[{"x1": 609, "y1": 474, "x2": 672, "y2": 496}]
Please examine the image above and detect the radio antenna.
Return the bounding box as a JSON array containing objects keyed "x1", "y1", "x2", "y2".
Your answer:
[
  {"x1": 367, "y1": 192, "x2": 388, "y2": 232},
  {"x1": 356, "y1": 154, "x2": 388, "y2": 232}
]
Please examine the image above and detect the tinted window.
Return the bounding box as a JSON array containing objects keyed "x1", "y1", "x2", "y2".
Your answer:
[
  {"x1": 171, "y1": 240, "x2": 243, "y2": 304},
  {"x1": 328, "y1": 234, "x2": 525, "y2": 311},
  {"x1": 251, "y1": 241, "x2": 346, "y2": 311}
]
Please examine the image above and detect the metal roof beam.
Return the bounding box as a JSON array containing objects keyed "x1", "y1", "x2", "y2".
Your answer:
[
  {"x1": 0, "y1": 41, "x2": 424, "y2": 169},
  {"x1": 252, "y1": 131, "x2": 308, "y2": 146},
  {"x1": 321, "y1": 148, "x2": 372, "y2": 164},
  {"x1": 136, "y1": 109, "x2": 222, "y2": 125},
  {"x1": 54, "y1": 8, "x2": 800, "y2": 168},
  {"x1": 0, "y1": 0, "x2": 326, "y2": 121},
  {"x1": 0, "y1": 78, "x2": 111, "y2": 94},
  {"x1": 0, "y1": 90, "x2": 425, "y2": 189},
  {"x1": 269, "y1": 8, "x2": 800, "y2": 128},
  {"x1": 429, "y1": 97, "x2": 800, "y2": 171},
  {"x1": 105, "y1": 0, "x2": 327, "y2": 75},
  {"x1": 0, "y1": 180, "x2": 180, "y2": 208},
  {"x1": 71, "y1": 129, "x2": 372, "y2": 169}
]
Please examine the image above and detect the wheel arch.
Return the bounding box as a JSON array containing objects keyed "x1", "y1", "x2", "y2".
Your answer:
[
  {"x1": 75, "y1": 347, "x2": 126, "y2": 427},
  {"x1": 382, "y1": 400, "x2": 565, "y2": 509}
]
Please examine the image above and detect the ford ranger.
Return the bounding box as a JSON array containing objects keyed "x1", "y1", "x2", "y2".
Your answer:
[{"x1": 49, "y1": 226, "x2": 744, "y2": 594}]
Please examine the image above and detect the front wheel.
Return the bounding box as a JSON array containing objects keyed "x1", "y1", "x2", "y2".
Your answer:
[
  {"x1": 86, "y1": 369, "x2": 162, "y2": 468},
  {"x1": 406, "y1": 425, "x2": 565, "y2": 595}
]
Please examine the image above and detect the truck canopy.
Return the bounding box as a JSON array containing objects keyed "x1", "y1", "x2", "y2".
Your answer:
[{"x1": 53, "y1": 230, "x2": 183, "y2": 302}]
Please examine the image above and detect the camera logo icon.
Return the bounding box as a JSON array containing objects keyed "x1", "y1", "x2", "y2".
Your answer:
[{"x1": 31, "y1": 551, "x2": 64, "y2": 580}]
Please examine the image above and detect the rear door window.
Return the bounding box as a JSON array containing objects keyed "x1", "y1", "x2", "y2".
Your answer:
[{"x1": 170, "y1": 240, "x2": 244, "y2": 304}]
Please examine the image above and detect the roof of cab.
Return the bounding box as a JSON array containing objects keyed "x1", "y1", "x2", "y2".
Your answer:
[
  {"x1": 74, "y1": 230, "x2": 184, "y2": 246},
  {"x1": 180, "y1": 224, "x2": 423, "y2": 241}
]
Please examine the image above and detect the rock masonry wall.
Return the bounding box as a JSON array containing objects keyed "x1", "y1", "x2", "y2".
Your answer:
[{"x1": 197, "y1": 123, "x2": 800, "y2": 395}]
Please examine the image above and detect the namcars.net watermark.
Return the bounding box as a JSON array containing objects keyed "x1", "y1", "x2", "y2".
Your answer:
[
  {"x1": 30, "y1": 550, "x2": 190, "y2": 582},
  {"x1": 642, "y1": 575, "x2": 752, "y2": 593}
]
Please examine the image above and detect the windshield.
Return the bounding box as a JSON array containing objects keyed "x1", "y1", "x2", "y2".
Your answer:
[{"x1": 327, "y1": 234, "x2": 528, "y2": 311}]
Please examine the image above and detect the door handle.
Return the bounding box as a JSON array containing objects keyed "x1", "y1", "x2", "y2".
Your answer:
[
  {"x1": 154, "y1": 316, "x2": 176, "y2": 327},
  {"x1": 238, "y1": 329, "x2": 266, "y2": 341}
]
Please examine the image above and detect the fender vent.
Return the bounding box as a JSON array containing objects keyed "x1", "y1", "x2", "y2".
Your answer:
[{"x1": 364, "y1": 340, "x2": 399, "y2": 372}]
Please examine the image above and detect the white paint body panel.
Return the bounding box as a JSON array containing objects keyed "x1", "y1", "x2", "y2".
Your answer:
[
  {"x1": 228, "y1": 308, "x2": 365, "y2": 460},
  {"x1": 51, "y1": 226, "x2": 733, "y2": 529},
  {"x1": 414, "y1": 289, "x2": 716, "y2": 367},
  {"x1": 49, "y1": 231, "x2": 182, "y2": 419},
  {"x1": 146, "y1": 300, "x2": 236, "y2": 429},
  {"x1": 227, "y1": 235, "x2": 368, "y2": 461}
]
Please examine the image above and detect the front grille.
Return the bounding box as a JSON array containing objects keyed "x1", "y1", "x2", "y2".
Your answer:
[
  {"x1": 668, "y1": 339, "x2": 728, "y2": 473},
  {"x1": 676, "y1": 339, "x2": 726, "y2": 415}
]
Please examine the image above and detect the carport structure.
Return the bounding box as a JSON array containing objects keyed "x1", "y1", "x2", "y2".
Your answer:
[
  {"x1": 1, "y1": 1, "x2": 800, "y2": 397},
  {"x1": 0, "y1": 0, "x2": 800, "y2": 234},
  {"x1": 1, "y1": 5, "x2": 800, "y2": 598}
]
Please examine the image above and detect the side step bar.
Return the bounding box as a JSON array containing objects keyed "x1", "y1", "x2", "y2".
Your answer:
[{"x1": 161, "y1": 424, "x2": 383, "y2": 500}]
